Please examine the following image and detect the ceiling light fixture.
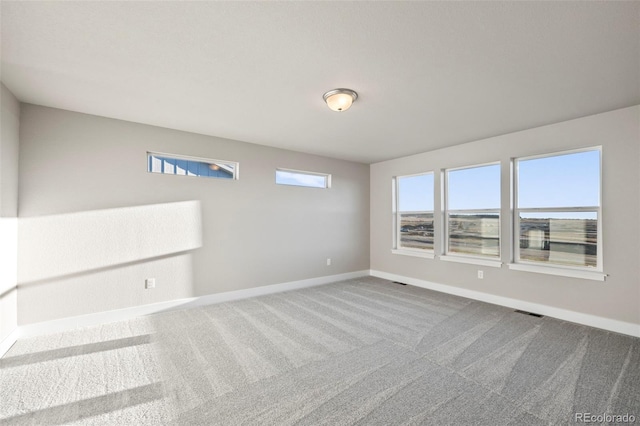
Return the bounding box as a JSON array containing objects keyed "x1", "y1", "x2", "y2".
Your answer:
[{"x1": 323, "y1": 88, "x2": 358, "y2": 112}]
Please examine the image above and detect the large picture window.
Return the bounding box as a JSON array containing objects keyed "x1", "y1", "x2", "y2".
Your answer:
[
  {"x1": 444, "y1": 163, "x2": 501, "y2": 260},
  {"x1": 393, "y1": 173, "x2": 434, "y2": 255},
  {"x1": 514, "y1": 148, "x2": 601, "y2": 271}
]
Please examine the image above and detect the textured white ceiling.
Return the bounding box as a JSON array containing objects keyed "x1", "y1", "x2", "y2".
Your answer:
[{"x1": 2, "y1": 1, "x2": 639, "y2": 163}]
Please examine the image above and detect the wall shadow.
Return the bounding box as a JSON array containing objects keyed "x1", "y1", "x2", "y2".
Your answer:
[{"x1": 0, "y1": 334, "x2": 153, "y2": 368}]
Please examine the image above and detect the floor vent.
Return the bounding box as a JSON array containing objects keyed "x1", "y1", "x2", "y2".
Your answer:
[
  {"x1": 392, "y1": 281, "x2": 408, "y2": 286},
  {"x1": 515, "y1": 310, "x2": 544, "y2": 318}
]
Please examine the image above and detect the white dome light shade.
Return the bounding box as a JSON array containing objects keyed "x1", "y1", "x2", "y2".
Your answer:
[{"x1": 323, "y1": 89, "x2": 358, "y2": 112}]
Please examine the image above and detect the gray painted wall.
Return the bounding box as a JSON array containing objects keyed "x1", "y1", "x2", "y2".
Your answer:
[
  {"x1": 371, "y1": 106, "x2": 640, "y2": 325},
  {"x1": 18, "y1": 104, "x2": 370, "y2": 325},
  {"x1": 0, "y1": 83, "x2": 20, "y2": 342}
]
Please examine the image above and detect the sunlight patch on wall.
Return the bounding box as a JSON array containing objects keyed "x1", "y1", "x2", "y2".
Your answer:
[{"x1": 18, "y1": 201, "x2": 203, "y2": 284}]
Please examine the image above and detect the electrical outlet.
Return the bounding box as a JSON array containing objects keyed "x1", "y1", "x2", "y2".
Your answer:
[
  {"x1": 326, "y1": 258, "x2": 331, "y2": 266},
  {"x1": 477, "y1": 270, "x2": 484, "y2": 279},
  {"x1": 145, "y1": 278, "x2": 156, "y2": 289}
]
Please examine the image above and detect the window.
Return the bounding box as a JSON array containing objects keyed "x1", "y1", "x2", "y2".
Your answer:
[
  {"x1": 444, "y1": 163, "x2": 501, "y2": 260},
  {"x1": 148, "y1": 152, "x2": 238, "y2": 180},
  {"x1": 275, "y1": 169, "x2": 331, "y2": 188},
  {"x1": 514, "y1": 148, "x2": 601, "y2": 271},
  {"x1": 393, "y1": 173, "x2": 434, "y2": 255}
]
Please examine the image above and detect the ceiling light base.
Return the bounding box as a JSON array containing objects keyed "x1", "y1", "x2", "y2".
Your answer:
[{"x1": 323, "y1": 88, "x2": 358, "y2": 112}]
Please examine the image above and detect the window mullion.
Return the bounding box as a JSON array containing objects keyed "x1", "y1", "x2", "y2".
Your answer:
[{"x1": 517, "y1": 207, "x2": 599, "y2": 213}]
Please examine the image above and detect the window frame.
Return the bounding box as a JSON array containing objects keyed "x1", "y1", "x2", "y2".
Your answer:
[
  {"x1": 442, "y1": 161, "x2": 502, "y2": 265},
  {"x1": 275, "y1": 168, "x2": 331, "y2": 189},
  {"x1": 147, "y1": 151, "x2": 239, "y2": 180},
  {"x1": 392, "y1": 172, "x2": 435, "y2": 258},
  {"x1": 511, "y1": 146, "x2": 604, "y2": 276}
]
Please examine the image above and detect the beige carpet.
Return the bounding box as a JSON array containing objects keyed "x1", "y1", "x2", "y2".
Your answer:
[{"x1": 1, "y1": 277, "x2": 638, "y2": 425}]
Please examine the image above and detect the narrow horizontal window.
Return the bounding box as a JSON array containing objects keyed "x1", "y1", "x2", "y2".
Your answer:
[
  {"x1": 147, "y1": 152, "x2": 238, "y2": 180},
  {"x1": 275, "y1": 169, "x2": 331, "y2": 188}
]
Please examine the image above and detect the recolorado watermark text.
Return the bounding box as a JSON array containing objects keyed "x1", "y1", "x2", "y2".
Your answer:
[{"x1": 575, "y1": 412, "x2": 636, "y2": 423}]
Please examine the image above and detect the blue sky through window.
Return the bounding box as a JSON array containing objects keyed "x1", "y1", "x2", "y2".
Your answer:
[
  {"x1": 395, "y1": 151, "x2": 598, "y2": 219},
  {"x1": 276, "y1": 170, "x2": 327, "y2": 188},
  {"x1": 518, "y1": 150, "x2": 600, "y2": 209},
  {"x1": 448, "y1": 164, "x2": 501, "y2": 210},
  {"x1": 148, "y1": 155, "x2": 234, "y2": 179},
  {"x1": 398, "y1": 173, "x2": 434, "y2": 211}
]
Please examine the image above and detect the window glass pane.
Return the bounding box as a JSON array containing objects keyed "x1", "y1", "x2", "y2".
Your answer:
[
  {"x1": 175, "y1": 158, "x2": 187, "y2": 175},
  {"x1": 519, "y1": 211, "x2": 597, "y2": 268},
  {"x1": 400, "y1": 213, "x2": 434, "y2": 250},
  {"x1": 276, "y1": 170, "x2": 328, "y2": 188},
  {"x1": 148, "y1": 154, "x2": 236, "y2": 179},
  {"x1": 163, "y1": 158, "x2": 175, "y2": 174},
  {"x1": 186, "y1": 160, "x2": 198, "y2": 176},
  {"x1": 197, "y1": 161, "x2": 209, "y2": 177},
  {"x1": 398, "y1": 174, "x2": 434, "y2": 211},
  {"x1": 518, "y1": 150, "x2": 600, "y2": 208},
  {"x1": 448, "y1": 164, "x2": 500, "y2": 210},
  {"x1": 448, "y1": 213, "x2": 500, "y2": 257},
  {"x1": 150, "y1": 155, "x2": 162, "y2": 173}
]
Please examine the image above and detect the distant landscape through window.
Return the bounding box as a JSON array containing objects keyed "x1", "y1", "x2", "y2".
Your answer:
[
  {"x1": 445, "y1": 163, "x2": 501, "y2": 258},
  {"x1": 516, "y1": 149, "x2": 600, "y2": 269},
  {"x1": 396, "y1": 173, "x2": 434, "y2": 251}
]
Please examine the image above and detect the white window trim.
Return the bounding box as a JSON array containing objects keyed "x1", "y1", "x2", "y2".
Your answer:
[
  {"x1": 391, "y1": 249, "x2": 436, "y2": 259},
  {"x1": 275, "y1": 168, "x2": 331, "y2": 189},
  {"x1": 147, "y1": 151, "x2": 239, "y2": 180},
  {"x1": 443, "y1": 163, "x2": 502, "y2": 261},
  {"x1": 393, "y1": 172, "x2": 435, "y2": 255},
  {"x1": 508, "y1": 263, "x2": 606, "y2": 281},
  {"x1": 440, "y1": 254, "x2": 503, "y2": 268},
  {"x1": 512, "y1": 146, "x2": 603, "y2": 274}
]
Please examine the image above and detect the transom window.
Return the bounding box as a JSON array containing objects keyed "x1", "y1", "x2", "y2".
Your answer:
[
  {"x1": 394, "y1": 173, "x2": 434, "y2": 253},
  {"x1": 147, "y1": 152, "x2": 238, "y2": 180},
  {"x1": 275, "y1": 169, "x2": 331, "y2": 188},
  {"x1": 444, "y1": 163, "x2": 501, "y2": 259},
  {"x1": 514, "y1": 148, "x2": 601, "y2": 270}
]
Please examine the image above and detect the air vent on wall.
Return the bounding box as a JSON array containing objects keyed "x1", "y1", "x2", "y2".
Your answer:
[{"x1": 515, "y1": 310, "x2": 544, "y2": 318}]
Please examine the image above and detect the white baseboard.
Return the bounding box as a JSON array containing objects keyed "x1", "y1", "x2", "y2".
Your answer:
[
  {"x1": 0, "y1": 327, "x2": 20, "y2": 358},
  {"x1": 370, "y1": 270, "x2": 640, "y2": 338},
  {"x1": 17, "y1": 270, "x2": 370, "y2": 341},
  {"x1": 10, "y1": 268, "x2": 638, "y2": 350}
]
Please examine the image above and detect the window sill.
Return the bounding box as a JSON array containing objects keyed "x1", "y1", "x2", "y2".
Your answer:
[
  {"x1": 391, "y1": 249, "x2": 435, "y2": 259},
  {"x1": 440, "y1": 255, "x2": 502, "y2": 268},
  {"x1": 509, "y1": 263, "x2": 606, "y2": 281}
]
